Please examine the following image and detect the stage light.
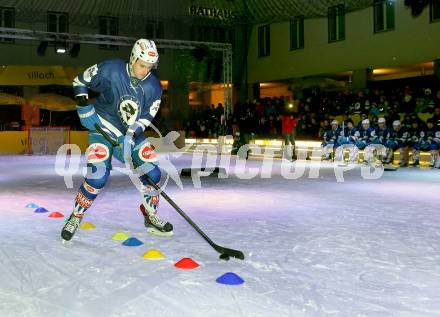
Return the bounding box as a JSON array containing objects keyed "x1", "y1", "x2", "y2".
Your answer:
[{"x1": 55, "y1": 42, "x2": 66, "y2": 54}]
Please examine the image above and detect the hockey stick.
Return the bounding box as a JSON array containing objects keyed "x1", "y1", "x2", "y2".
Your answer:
[{"x1": 94, "y1": 124, "x2": 245, "y2": 260}]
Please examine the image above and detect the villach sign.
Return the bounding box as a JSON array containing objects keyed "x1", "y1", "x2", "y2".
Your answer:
[
  {"x1": 0, "y1": 65, "x2": 84, "y2": 85},
  {"x1": 189, "y1": 5, "x2": 238, "y2": 20}
]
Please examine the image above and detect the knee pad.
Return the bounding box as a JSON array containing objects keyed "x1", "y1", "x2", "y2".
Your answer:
[
  {"x1": 86, "y1": 142, "x2": 112, "y2": 169},
  {"x1": 85, "y1": 166, "x2": 110, "y2": 189},
  {"x1": 132, "y1": 140, "x2": 158, "y2": 166}
]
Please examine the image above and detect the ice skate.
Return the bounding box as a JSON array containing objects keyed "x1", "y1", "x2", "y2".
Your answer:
[
  {"x1": 61, "y1": 212, "x2": 83, "y2": 241},
  {"x1": 140, "y1": 204, "x2": 173, "y2": 237}
]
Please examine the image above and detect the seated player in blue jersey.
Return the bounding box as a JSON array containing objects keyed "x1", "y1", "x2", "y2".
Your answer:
[
  {"x1": 322, "y1": 119, "x2": 341, "y2": 161},
  {"x1": 409, "y1": 120, "x2": 424, "y2": 166},
  {"x1": 372, "y1": 117, "x2": 393, "y2": 164},
  {"x1": 61, "y1": 39, "x2": 173, "y2": 241},
  {"x1": 416, "y1": 118, "x2": 440, "y2": 168},
  {"x1": 337, "y1": 118, "x2": 360, "y2": 162},
  {"x1": 389, "y1": 120, "x2": 411, "y2": 167},
  {"x1": 356, "y1": 119, "x2": 377, "y2": 164}
]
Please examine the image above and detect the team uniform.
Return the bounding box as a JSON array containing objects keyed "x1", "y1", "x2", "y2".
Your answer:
[
  {"x1": 372, "y1": 119, "x2": 393, "y2": 163},
  {"x1": 61, "y1": 39, "x2": 173, "y2": 241},
  {"x1": 415, "y1": 121, "x2": 440, "y2": 167},
  {"x1": 338, "y1": 125, "x2": 360, "y2": 144},
  {"x1": 355, "y1": 126, "x2": 375, "y2": 150},
  {"x1": 409, "y1": 124, "x2": 424, "y2": 166},
  {"x1": 322, "y1": 120, "x2": 342, "y2": 160},
  {"x1": 355, "y1": 119, "x2": 379, "y2": 164},
  {"x1": 337, "y1": 123, "x2": 360, "y2": 162},
  {"x1": 389, "y1": 121, "x2": 411, "y2": 167}
]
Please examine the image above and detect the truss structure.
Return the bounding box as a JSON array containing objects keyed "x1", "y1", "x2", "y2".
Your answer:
[{"x1": 0, "y1": 27, "x2": 233, "y2": 114}]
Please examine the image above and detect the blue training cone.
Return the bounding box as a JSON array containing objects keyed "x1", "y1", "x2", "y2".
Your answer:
[
  {"x1": 34, "y1": 207, "x2": 49, "y2": 213},
  {"x1": 26, "y1": 203, "x2": 39, "y2": 208},
  {"x1": 122, "y1": 237, "x2": 144, "y2": 247},
  {"x1": 216, "y1": 272, "x2": 245, "y2": 285}
]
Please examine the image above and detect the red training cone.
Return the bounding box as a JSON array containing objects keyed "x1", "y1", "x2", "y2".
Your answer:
[
  {"x1": 48, "y1": 211, "x2": 64, "y2": 218},
  {"x1": 174, "y1": 258, "x2": 200, "y2": 270}
]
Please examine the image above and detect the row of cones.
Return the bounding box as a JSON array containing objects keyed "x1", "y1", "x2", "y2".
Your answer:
[
  {"x1": 111, "y1": 232, "x2": 200, "y2": 268},
  {"x1": 27, "y1": 202, "x2": 244, "y2": 285},
  {"x1": 110, "y1": 231, "x2": 244, "y2": 284},
  {"x1": 27, "y1": 203, "x2": 95, "y2": 229},
  {"x1": 27, "y1": 203, "x2": 65, "y2": 218}
]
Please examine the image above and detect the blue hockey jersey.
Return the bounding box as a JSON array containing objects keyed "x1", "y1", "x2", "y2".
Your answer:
[
  {"x1": 323, "y1": 127, "x2": 342, "y2": 143},
  {"x1": 73, "y1": 59, "x2": 162, "y2": 135},
  {"x1": 358, "y1": 127, "x2": 375, "y2": 142},
  {"x1": 374, "y1": 126, "x2": 392, "y2": 142}
]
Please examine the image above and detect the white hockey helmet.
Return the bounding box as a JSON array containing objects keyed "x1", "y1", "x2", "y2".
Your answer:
[
  {"x1": 393, "y1": 120, "x2": 401, "y2": 126},
  {"x1": 378, "y1": 117, "x2": 386, "y2": 124},
  {"x1": 362, "y1": 119, "x2": 370, "y2": 125},
  {"x1": 130, "y1": 38, "x2": 159, "y2": 68},
  {"x1": 331, "y1": 119, "x2": 339, "y2": 125}
]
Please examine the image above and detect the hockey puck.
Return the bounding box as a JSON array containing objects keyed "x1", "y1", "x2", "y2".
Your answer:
[{"x1": 219, "y1": 254, "x2": 230, "y2": 261}]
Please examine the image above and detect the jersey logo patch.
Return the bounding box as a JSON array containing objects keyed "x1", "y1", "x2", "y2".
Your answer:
[
  {"x1": 118, "y1": 95, "x2": 140, "y2": 127},
  {"x1": 150, "y1": 99, "x2": 160, "y2": 117},
  {"x1": 86, "y1": 143, "x2": 110, "y2": 163},
  {"x1": 83, "y1": 64, "x2": 98, "y2": 83},
  {"x1": 138, "y1": 143, "x2": 157, "y2": 162}
]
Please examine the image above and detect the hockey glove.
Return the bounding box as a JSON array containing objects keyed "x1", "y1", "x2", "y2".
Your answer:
[
  {"x1": 76, "y1": 96, "x2": 101, "y2": 131},
  {"x1": 122, "y1": 121, "x2": 146, "y2": 149},
  {"x1": 77, "y1": 105, "x2": 102, "y2": 130}
]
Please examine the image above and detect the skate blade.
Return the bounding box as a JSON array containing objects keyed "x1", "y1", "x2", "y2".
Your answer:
[{"x1": 147, "y1": 227, "x2": 174, "y2": 237}]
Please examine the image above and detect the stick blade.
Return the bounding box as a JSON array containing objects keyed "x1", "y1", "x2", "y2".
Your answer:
[{"x1": 216, "y1": 246, "x2": 245, "y2": 260}]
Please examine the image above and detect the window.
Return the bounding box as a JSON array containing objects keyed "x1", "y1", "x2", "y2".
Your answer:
[
  {"x1": 190, "y1": 26, "x2": 234, "y2": 47},
  {"x1": 328, "y1": 4, "x2": 345, "y2": 42},
  {"x1": 258, "y1": 24, "x2": 270, "y2": 57},
  {"x1": 0, "y1": 7, "x2": 15, "y2": 43},
  {"x1": 99, "y1": 16, "x2": 118, "y2": 50},
  {"x1": 430, "y1": 0, "x2": 440, "y2": 22},
  {"x1": 146, "y1": 20, "x2": 164, "y2": 39},
  {"x1": 374, "y1": 0, "x2": 395, "y2": 33},
  {"x1": 47, "y1": 11, "x2": 69, "y2": 33},
  {"x1": 290, "y1": 15, "x2": 304, "y2": 50}
]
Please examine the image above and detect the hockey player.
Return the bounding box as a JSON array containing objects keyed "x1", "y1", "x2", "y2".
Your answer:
[
  {"x1": 61, "y1": 39, "x2": 173, "y2": 241},
  {"x1": 372, "y1": 117, "x2": 393, "y2": 163},
  {"x1": 322, "y1": 119, "x2": 341, "y2": 161},
  {"x1": 338, "y1": 119, "x2": 359, "y2": 145},
  {"x1": 389, "y1": 120, "x2": 411, "y2": 167},
  {"x1": 356, "y1": 119, "x2": 376, "y2": 164},
  {"x1": 409, "y1": 120, "x2": 424, "y2": 166},
  {"x1": 337, "y1": 118, "x2": 359, "y2": 162},
  {"x1": 417, "y1": 118, "x2": 440, "y2": 168}
]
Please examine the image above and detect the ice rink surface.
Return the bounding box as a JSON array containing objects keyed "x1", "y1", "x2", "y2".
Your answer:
[{"x1": 1, "y1": 154, "x2": 440, "y2": 317}]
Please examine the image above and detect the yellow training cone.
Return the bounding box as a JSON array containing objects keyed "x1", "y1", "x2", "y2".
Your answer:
[
  {"x1": 143, "y1": 249, "x2": 166, "y2": 260},
  {"x1": 111, "y1": 232, "x2": 129, "y2": 241},
  {"x1": 80, "y1": 221, "x2": 96, "y2": 230}
]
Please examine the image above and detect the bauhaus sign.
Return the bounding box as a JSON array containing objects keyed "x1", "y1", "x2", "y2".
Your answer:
[{"x1": 189, "y1": 5, "x2": 237, "y2": 20}]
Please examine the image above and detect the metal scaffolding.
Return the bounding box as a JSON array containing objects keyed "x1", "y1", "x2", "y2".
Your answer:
[{"x1": 0, "y1": 27, "x2": 233, "y2": 114}]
